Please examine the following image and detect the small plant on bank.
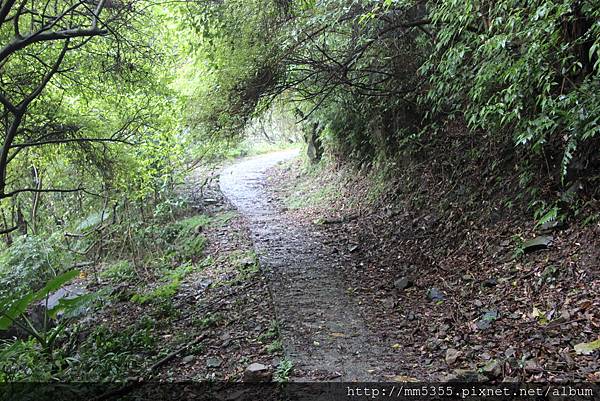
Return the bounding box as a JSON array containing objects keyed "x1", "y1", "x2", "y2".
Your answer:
[
  {"x1": 274, "y1": 358, "x2": 294, "y2": 382},
  {"x1": 258, "y1": 319, "x2": 280, "y2": 343},
  {"x1": 266, "y1": 339, "x2": 283, "y2": 354}
]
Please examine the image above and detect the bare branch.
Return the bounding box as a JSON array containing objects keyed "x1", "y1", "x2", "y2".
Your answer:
[
  {"x1": 11, "y1": 137, "x2": 136, "y2": 148},
  {"x1": 0, "y1": 0, "x2": 17, "y2": 25},
  {"x1": 19, "y1": 39, "x2": 70, "y2": 110},
  {"x1": 0, "y1": 27, "x2": 107, "y2": 63},
  {"x1": 12, "y1": 0, "x2": 27, "y2": 37},
  {"x1": 0, "y1": 224, "x2": 18, "y2": 235},
  {"x1": 2, "y1": 186, "x2": 84, "y2": 199},
  {"x1": 0, "y1": 92, "x2": 16, "y2": 114}
]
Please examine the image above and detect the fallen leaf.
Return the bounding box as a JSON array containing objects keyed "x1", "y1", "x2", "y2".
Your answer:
[
  {"x1": 388, "y1": 375, "x2": 419, "y2": 382},
  {"x1": 574, "y1": 339, "x2": 600, "y2": 355}
]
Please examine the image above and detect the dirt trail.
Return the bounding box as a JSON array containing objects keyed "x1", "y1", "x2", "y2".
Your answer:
[{"x1": 220, "y1": 150, "x2": 392, "y2": 381}]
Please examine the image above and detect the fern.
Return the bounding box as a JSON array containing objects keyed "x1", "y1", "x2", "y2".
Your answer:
[
  {"x1": 561, "y1": 137, "x2": 578, "y2": 183},
  {"x1": 535, "y1": 206, "x2": 559, "y2": 228}
]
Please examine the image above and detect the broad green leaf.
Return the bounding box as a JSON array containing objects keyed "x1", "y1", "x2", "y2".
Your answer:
[
  {"x1": 33, "y1": 270, "x2": 80, "y2": 304},
  {"x1": 0, "y1": 292, "x2": 36, "y2": 330},
  {"x1": 48, "y1": 292, "x2": 99, "y2": 319},
  {"x1": 574, "y1": 339, "x2": 600, "y2": 355}
]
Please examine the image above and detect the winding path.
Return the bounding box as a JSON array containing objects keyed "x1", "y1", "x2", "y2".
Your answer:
[{"x1": 220, "y1": 150, "x2": 390, "y2": 381}]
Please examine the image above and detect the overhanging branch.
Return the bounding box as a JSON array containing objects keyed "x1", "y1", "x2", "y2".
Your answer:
[
  {"x1": 0, "y1": 27, "x2": 108, "y2": 63},
  {"x1": 0, "y1": 225, "x2": 18, "y2": 235},
  {"x1": 2, "y1": 186, "x2": 84, "y2": 199},
  {"x1": 11, "y1": 137, "x2": 136, "y2": 148}
]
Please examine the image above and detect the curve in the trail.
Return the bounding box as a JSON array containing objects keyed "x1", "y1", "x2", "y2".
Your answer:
[{"x1": 220, "y1": 149, "x2": 389, "y2": 381}]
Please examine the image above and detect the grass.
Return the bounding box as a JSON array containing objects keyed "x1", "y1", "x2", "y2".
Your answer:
[
  {"x1": 215, "y1": 249, "x2": 260, "y2": 285},
  {"x1": 212, "y1": 211, "x2": 237, "y2": 227},
  {"x1": 266, "y1": 339, "x2": 283, "y2": 354},
  {"x1": 130, "y1": 260, "x2": 200, "y2": 305},
  {"x1": 99, "y1": 260, "x2": 136, "y2": 282},
  {"x1": 285, "y1": 183, "x2": 337, "y2": 210},
  {"x1": 258, "y1": 319, "x2": 280, "y2": 342},
  {"x1": 282, "y1": 161, "x2": 338, "y2": 209},
  {"x1": 274, "y1": 358, "x2": 294, "y2": 382}
]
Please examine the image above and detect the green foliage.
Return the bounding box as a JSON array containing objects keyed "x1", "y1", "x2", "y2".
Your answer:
[
  {"x1": 511, "y1": 234, "x2": 526, "y2": 260},
  {"x1": 258, "y1": 320, "x2": 280, "y2": 342},
  {"x1": 225, "y1": 250, "x2": 259, "y2": 284},
  {"x1": 0, "y1": 269, "x2": 99, "y2": 354},
  {"x1": 534, "y1": 205, "x2": 561, "y2": 229},
  {"x1": 0, "y1": 235, "x2": 72, "y2": 301},
  {"x1": 131, "y1": 263, "x2": 194, "y2": 304},
  {"x1": 99, "y1": 261, "x2": 136, "y2": 282},
  {"x1": 266, "y1": 339, "x2": 283, "y2": 354},
  {"x1": 181, "y1": 0, "x2": 284, "y2": 139},
  {"x1": 65, "y1": 324, "x2": 156, "y2": 381},
  {"x1": 159, "y1": 215, "x2": 210, "y2": 263},
  {"x1": 0, "y1": 269, "x2": 78, "y2": 330},
  {"x1": 274, "y1": 358, "x2": 294, "y2": 382},
  {"x1": 0, "y1": 0, "x2": 598, "y2": 383},
  {"x1": 423, "y1": 0, "x2": 600, "y2": 180},
  {"x1": 0, "y1": 339, "x2": 55, "y2": 381}
]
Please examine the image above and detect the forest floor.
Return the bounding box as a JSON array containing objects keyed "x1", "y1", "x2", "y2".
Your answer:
[
  {"x1": 79, "y1": 149, "x2": 598, "y2": 383},
  {"x1": 171, "y1": 148, "x2": 600, "y2": 383},
  {"x1": 78, "y1": 161, "x2": 284, "y2": 382},
  {"x1": 264, "y1": 154, "x2": 600, "y2": 383}
]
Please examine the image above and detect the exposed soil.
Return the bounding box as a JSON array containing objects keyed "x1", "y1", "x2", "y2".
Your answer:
[{"x1": 151, "y1": 191, "x2": 279, "y2": 381}]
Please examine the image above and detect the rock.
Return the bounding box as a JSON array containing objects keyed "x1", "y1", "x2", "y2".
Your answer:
[
  {"x1": 194, "y1": 278, "x2": 213, "y2": 293},
  {"x1": 522, "y1": 236, "x2": 553, "y2": 253},
  {"x1": 476, "y1": 309, "x2": 499, "y2": 330},
  {"x1": 445, "y1": 348, "x2": 461, "y2": 366},
  {"x1": 427, "y1": 287, "x2": 445, "y2": 302},
  {"x1": 394, "y1": 277, "x2": 413, "y2": 291},
  {"x1": 482, "y1": 359, "x2": 502, "y2": 378},
  {"x1": 206, "y1": 357, "x2": 222, "y2": 368},
  {"x1": 445, "y1": 369, "x2": 485, "y2": 383},
  {"x1": 1, "y1": 283, "x2": 89, "y2": 340},
  {"x1": 482, "y1": 278, "x2": 497, "y2": 288},
  {"x1": 524, "y1": 359, "x2": 542, "y2": 372},
  {"x1": 538, "y1": 219, "x2": 565, "y2": 233},
  {"x1": 42, "y1": 283, "x2": 87, "y2": 310},
  {"x1": 182, "y1": 355, "x2": 195, "y2": 364},
  {"x1": 243, "y1": 362, "x2": 272, "y2": 382},
  {"x1": 383, "y1": 297, "x2": 396, "y2": 309}
]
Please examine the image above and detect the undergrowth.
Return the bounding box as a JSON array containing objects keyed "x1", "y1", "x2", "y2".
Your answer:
[{"x1": 0, "y1": 195, "x2": 217, "y2": 381}]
